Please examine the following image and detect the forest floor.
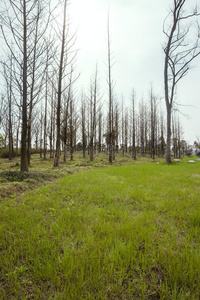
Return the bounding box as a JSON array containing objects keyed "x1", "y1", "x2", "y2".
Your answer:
[
  {"x1": 0, "y1": 153, "x2": 156, "y2": 199},
  {"x1": 0, "y1": 154, "x2": 200, "y2": 299}
]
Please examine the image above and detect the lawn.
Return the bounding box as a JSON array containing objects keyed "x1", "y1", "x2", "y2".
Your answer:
[{"x1": 0, "y1": 155, "x2": 200, "y2": 299}]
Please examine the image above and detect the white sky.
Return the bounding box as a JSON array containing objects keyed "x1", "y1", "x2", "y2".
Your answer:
[{"x1": 70, "y1": 0, "x2": 200, "y2": 144}]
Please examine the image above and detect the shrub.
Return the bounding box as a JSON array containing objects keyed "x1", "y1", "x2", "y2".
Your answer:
[
  {"x1": 0, "y1": 148, "x2": 10, "y2": 158},
  {"x1": 0, "y1": 171, "x2": 30, "y2": 182},
  {"x1": 0, "y1": 147, "x2": 40, "y2": 158},
  {"x1": 0, "y1": 170, "x2": 52, "y2": 182}
]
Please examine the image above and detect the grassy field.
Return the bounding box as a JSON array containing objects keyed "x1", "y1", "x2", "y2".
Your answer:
[{"x1": 0, "y1": 154, "x2": 200, "y2": 299}]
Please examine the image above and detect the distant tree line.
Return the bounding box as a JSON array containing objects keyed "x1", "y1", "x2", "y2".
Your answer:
[{"x1": 0, "y1": 0, "x2": 199, "y2": 171}]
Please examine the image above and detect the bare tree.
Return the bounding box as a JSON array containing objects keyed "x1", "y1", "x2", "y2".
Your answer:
[
  {"x1": 0, "y1": 95, "x2": 6, "y2": 127},
  {"x1": 114, "y1": 101, "x2": 119, "y2": 155},
  {"x1": 139, "y1": 100, "x2": 145, "y2": 156},
  {"x1": 49, "y1": 81, "x2": 56, "y2": 159},
  {"x1": 1, "y1": 0, "x2": 51, "y2": 171},
  {"x1": 2, "y1": 53, "x2": 14, "y2": 160},
  {"x1": 43, "y1": 70, "x2": 48, "y2": 160},
  {"x1": 53, "y1": 0, "x2": 67, "y2": 167},
  {"x1": 53, "y1": 0, "x2": 77, "y2": 167},
  {"x1": 27, "y1": 4, "x2": 52, "y2": 166},
  {"x1": 69, "y1": 92, "x2": 75, "y2": 161},
  {"x1": 107, "y1": 14, "x2": 114, "y2": 163},
  {"x1": 124, "y1": 107, "x2": 128, "y2": 154},
  {"x1": 81, "y1": 93, "x2": 87, "y2": 158},
  {"x1": 158, "y1": 110, "x2": 166, "y2": 157},
  {"x1": 89, "y1": 65, "x2": 100, "y2": 161},
  {"x1": 98, "y1": 107, "x2": 103, "y2": 154},
  {"x1": 149, "y1": 87, "x2": 157, "y2": 160},
  {"x1": 172, "y1": 112, "x2": 182, "y2": 159},
  {"x1": 39, "y1": 106, "x2": 43, "y2": 159},
  {"x1": 131, "y1": 89, "x2": 136, "y2": 160},
  {"x1": 121, "y1": 98, "x2": 125, "y2": 156},
  {"x1": 62, "y1": 88, "x2": 70, "y2": 162},
  {"x1": 163, "y1": 0, "x2": 200, "y2": 163}
]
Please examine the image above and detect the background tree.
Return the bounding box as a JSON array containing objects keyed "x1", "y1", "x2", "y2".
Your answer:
[
  {"x1": 53, "y1": 0, "x2": 77, "y2": 167},
  {"x1": 2, "y1": 53, "x2": 14, "y2": 160},
  {"x1": 81, "y1": 93, "x2": 87, "y2": 158},
  {"x1": 89, "y1": 65, "x2": 100, "y2": 161},
  {"x1": 54, "y1": 0, "x2": 68, "y2": 167},
  {"x1": 149, "y1": 87, "x2": 157, "y2": 160},
  {"x1": 131, "y1": 89, "x2": 136, "y2": 160},
  {"x1": 1, "y1": 0, "x2": 50, "y2": 171},
  {"x1": 107, "y1": 14, "x2": 114, "y2": 163}
]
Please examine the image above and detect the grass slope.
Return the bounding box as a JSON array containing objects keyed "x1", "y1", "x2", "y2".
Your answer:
[{"x1": 0, "y1": 158, "x2": 200, "y2": 299}]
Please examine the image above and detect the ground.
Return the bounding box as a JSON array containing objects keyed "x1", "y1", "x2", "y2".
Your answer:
[{"x1": 0, "y1": 153, "x2": 199, "y2": 299}]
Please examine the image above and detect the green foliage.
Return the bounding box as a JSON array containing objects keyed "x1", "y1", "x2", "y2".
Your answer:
[
  {"x1": 0, "y1": 170, "x2": 51, "y2": 182},
  {"x1": 1, "y1": 170, "x2": 29, "y2": 181},
  {"x1": 0, "y1": 148, "x2": 11, "y2": 158},
  {"x1": 0, "y1": 148, "x2": 41, "y2": 158},
  {"x1": 0, "y1": 135, "x2": 6, "y2": 148},
  {"x1": 0, "y1": 155, "x2": 200, "y2": 299}
]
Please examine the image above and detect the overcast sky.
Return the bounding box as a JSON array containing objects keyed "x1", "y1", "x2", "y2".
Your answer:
[{"x1": 69, "y1": 0, "x2": 200, "y2": 144}]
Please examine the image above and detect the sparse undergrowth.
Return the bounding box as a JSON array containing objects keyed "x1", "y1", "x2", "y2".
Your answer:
[
  {"x1": 0, "y1": 153, "x2": 154, "y2": 198},
  {"x1": 0, "y1": 154, "x2": 91, "y2": 198},
  {"x1": 0, "y1": 154, "x2": 200, "y2": 299}
]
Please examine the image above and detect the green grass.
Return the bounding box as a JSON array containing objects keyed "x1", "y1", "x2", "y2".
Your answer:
[
  {"x1": 0, "y1": 155, "x2": 200, "y2": 299},
  {"x1": 0, "y1": 152, "x2": 157, "y2": 198}
]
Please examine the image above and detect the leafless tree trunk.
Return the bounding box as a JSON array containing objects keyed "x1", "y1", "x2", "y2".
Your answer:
[
  {"x1": 49, "y1": 87, "x2": 56, "y2": 159},
  {"x1": 139, "y1": 101, "x2": 145, "y2": 156},
  {"x1": 62, "y1": 95, "x2": 69, "y2": 162},
  {"x1": 131, "y1": 89, "x2": 136, "y2": 160},
  {"x1": 107, "y1": 14, "x2": 114, "y2": 163},
  {"x1": 27, "y1": 2, "x2": 50, "y2": 166},
  {"x1": 114, "y1": 102, "x2": 119, "y2": 154},
  {"x1": 43, "y1": 71, "x2": 48, "y2": 159},
  {"x1": 20, "y1": 0, "x2": 29, "y2": 171},
  {"x1": 124, "y1": 108, "x2": 128, "y2": 154},
  {"x1": 163, "y1": 0, "x2": 200, "y2": 163},
  {"x1": 54, "y1": 0, "x2": 68, "y2": 167},
  {"x1": 81, "y1": 95, "x2": 87, "y2": 158},
  {"x1": 121, "y1": 99, "x2": 125, "y2": 156},
  {"x1": 54, "y1": 0, "x2": 77, "y2": 167},
  {"x1": 40, "y1": 108, "x2": 43, "y2": 158},
  {"x1": 62, "y1": 70, "x2": 73, "y2": 162},
  {"x1": 149, "y1": 87, "x2": 157, "y2": 160},
  {"x1": 1, "y1": 0, "x2": 51, "y2": 171},
  {"x1": 98, "y1": 108, "x2": 102, "y2": 153},
  {"x1": 159, "y1": 111, "x2": 165, "y2": 157},
  {"x1": 2, "y1": 54, "x2": 14, "y2": 160},
  {"x1": 172, "y1": 112, "x2": 182, "y2": 159},
  {"x1": 69, "y1": 94, "x2": 74, "y2": 161},
  {"x1": 89, "y1": 65, "x2": 99, "y2": 161}
]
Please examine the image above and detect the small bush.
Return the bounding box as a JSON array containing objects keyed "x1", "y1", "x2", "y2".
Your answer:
[
  {"x1": 1, "y1": 171, "x2": 30, "y2": 181},
  {"x1": 0, "y1": 148, "x2": 21, "y2": 158},
  {"x1": 0, "y1": 170, "x2": 53, "y2": 182},
  {"x1": 0, "y1": 148, "x2": 41, "y2": 158},
  {"x1": 185, "y1": 148, "x2": 193, "y2": 157},
  {"x1": 31, "y1": 148, "x2": 41, "y2": 154},
  {"x1": 0, "y1": 148, "x2": 10, "y2": 158}
]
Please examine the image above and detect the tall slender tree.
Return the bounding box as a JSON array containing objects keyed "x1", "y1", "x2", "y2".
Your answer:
[
  {"x1": 163, "y1": 0, "x2": 200, "y2": 163},
  {"x1": 54, "y1": 0, "x2": 77, "y2": 167},
  {"x1": 54, "y1": 0, "x2": 68, "y2": 167},
  {"x1": 107, "y1": 13, "x2": 114, "y2": 163},
  {"x1": 131, "y1": 89, "x2": 136, "y2": 160},
  {"x1": 1, "y1": 0, "x2": 50, "y2": 171}
]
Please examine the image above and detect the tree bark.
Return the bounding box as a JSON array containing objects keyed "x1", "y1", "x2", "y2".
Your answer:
[
  {"x1": 54, "y1": 0, "x2": 68, "y2": 167},
  {"x1": 21, "y1": 0, "x2": 28, "y2": 172}
]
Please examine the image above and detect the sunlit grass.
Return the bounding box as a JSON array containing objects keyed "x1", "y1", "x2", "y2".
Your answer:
[{"x1": 0, "y1": 155, "x2": 200, "y2": 299}]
